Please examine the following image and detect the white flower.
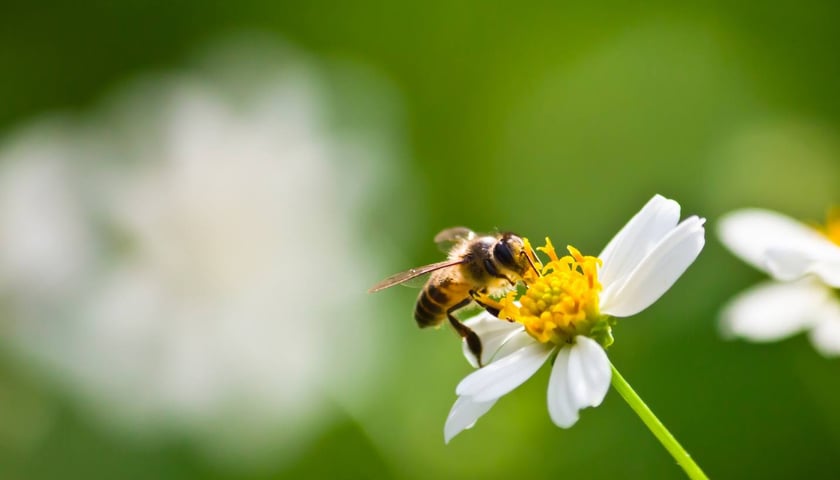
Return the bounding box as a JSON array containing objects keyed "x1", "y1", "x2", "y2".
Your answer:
[
  {"x1": 445, "y1": 194, "x2": 706, "y2": 443},
  {"x1": 718, "y1": 208, "x2": 840, "y2": 356},
  {"x1": 0, "y1": 41, "x2": 404, "y2": 465}
]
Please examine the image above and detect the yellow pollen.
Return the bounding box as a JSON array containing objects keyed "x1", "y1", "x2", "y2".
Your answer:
[
  {"x1": 823, "y1": 207, "x2": 840, "y2": 246},
  {"x1": 498, "y1": 238, "x2": 602, "y2": 345}
]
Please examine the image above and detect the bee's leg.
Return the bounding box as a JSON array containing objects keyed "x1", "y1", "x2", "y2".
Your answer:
[
  {"x1": 470, "y1": 290, "x2": 506, "y2": 319},
  {"x1": 447, "y1": 298, "x2": 484, "y2": 367}
]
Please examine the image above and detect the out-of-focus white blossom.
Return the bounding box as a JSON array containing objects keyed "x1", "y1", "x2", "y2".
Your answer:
[
  {"x1": 0, "y1": 40, "x2": 406, "y2": 466},
  {"x1": 718, "y1": 208, "x2": 840, "y2": 356}
]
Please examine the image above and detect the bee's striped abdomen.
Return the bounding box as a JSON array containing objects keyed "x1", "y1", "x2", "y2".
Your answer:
[
  {"x1": 414, "y1": 284, "x2": 449, "y2": 328},
  {"x1": 426, "y1": 284, "x2": 450, "y2": 304},
  {"x1": 414, "y1": 287, "x2": 447, "y2": 328}
]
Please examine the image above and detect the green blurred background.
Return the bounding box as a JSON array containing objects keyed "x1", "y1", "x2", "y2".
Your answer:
[{"x1": 2, "y1": 1, "x2": 840, "y2": 479}]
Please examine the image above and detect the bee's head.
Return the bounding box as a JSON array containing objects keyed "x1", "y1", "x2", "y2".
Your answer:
[{"x1": 493, "y1": 232, "x2": 530, "y2": 276}]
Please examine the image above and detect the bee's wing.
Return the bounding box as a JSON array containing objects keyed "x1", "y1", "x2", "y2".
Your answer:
[
  {"x1": 368, "y1": 258, "x2": 467, "y2": 293},
  {"x1": 434, "y1": 227, "x2": 476, "y2": 253}
]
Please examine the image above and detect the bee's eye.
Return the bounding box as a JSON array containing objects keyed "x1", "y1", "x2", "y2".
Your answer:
[{"x1": 493, "y1": 240, "x2": 515, "y2": 267}]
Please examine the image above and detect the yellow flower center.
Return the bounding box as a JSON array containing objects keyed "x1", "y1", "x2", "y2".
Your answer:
[
  {"x1": 496, "y1": 237, "x2": 603, "y2": 345},
  {"x1": 823, "y1": 207, "x2": 840, "y2": 246}
]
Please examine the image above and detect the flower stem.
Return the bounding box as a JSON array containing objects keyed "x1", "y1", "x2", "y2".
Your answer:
[{"x1": 609, "y1": 361, "x2": 708, "y2": 480}]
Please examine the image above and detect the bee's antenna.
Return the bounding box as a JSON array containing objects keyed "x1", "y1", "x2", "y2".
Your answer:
[{"x1": 523, "y1": 250, "x2": 541, "y2": 277}]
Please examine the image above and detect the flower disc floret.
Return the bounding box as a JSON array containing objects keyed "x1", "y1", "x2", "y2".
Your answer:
[{"x1": 499, "y1": 238, "x2": 602, "y2": 345}]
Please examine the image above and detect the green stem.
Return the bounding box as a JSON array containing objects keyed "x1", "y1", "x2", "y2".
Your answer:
[{"x1": 609, "y1": 361, "x2": 709, "y2": 480}]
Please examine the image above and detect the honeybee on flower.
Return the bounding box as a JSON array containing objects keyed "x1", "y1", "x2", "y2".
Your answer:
[
  {"x1": 369, "y1": 228, "x2": 536, "y2": 363},
  {"x1": 443, "y1": 194, "x2": 706, "y2": 443}
]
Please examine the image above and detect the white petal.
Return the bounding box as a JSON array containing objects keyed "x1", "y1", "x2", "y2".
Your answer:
[
  {"x1": 764, "y1": 247, "x2": 840, "y2": 287},
  {"x1": 808, "y1": 299, "x2": 840, "y2": 357},
  {"x1": 461, "y1": 312, "x2": 525, "y2": 368},
  {"x1": 491, "y1": 330, "x2": 537, "y2": 361},
  {"x1": 719, "y1": 278, "x2": 829, "y2": 341},
  {"x1": 600, "y1": 216, "x2": 705, "y2": 317},
  {"x1": 717, "y1": 209, "x2": 840, "y2": 276},
  {"x1": 813, "y1": 262, "x2": 840, "y2": 287},
  {"x1": 464, "y1": 326, "x2": 537, "y2": 368},
  {"x1": 598, "y1": 194, "x2": 680, "y2": 289},
  {"x1": 443, "y1": 395, "x2": 498, "y2": 443},
  {"x1": 547, "y1": 346, "x2": 577, "y2": 427},
  {"x1": 456, "y1": 342, "x2": 554, "y2": 403},
  {"x1": 547, "y1": 338, "x2": 611, "y2": 428},
  {"x1": 566, "y1": 336, "x2": 611, "y2": 407}
]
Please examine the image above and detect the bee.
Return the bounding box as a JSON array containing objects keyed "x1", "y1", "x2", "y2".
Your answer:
[{"x1": 368, "y1": 227, "x2": 536, "y2": 364}]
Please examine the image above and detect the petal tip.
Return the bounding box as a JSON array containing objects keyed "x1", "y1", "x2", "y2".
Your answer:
[{"x1": 550, "y1": 414, "x2": 580, "y2": 429}]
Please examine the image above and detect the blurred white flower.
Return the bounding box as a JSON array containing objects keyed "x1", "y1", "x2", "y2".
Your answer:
[
  {"x1": 718, "y1": 208, "x2": 840, "y2": 356},
  {"x1": 0, "y1": 40, "x2": 405, "y2": 466},
  {"x1": 445, "y1": 195, "x2": 706, "y2": 443}
]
